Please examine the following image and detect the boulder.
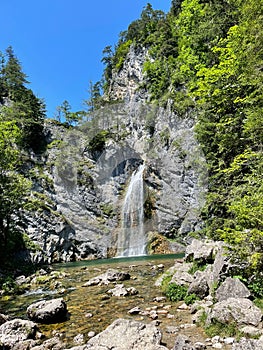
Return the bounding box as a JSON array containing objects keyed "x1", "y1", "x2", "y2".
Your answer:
[
  {"x1": 191, "y1": 298, "x2": 213, "y2": 324},
  {"x1": 187, "y1": 271, "x2": 209, "y2": 298},
  {"x1": 107, "y1": 284, "x2": 138, "y2": 296},
  {"x1": 83, "y1": 269, "x2": 130, "y2": 286},
  {"x1": 215, "y1": 277, "x2": 251, "y2": 302},
  {"x1": 185, "y1": 239, "x2": 224, "y2": 263},
  {"x1": 27, "y1": 298, "x2": 68, "y2": 323},
  {"x1": 240, "y1": 325, "x2": 263, "y2": 337},
  {"x1": 257, "y1": 335, "x2": 263, "y2": 349},
  {"x1": 73, "y1": 334, "x2": 85, "y2": 345},
  {"x1": 170, "y1": 271, "x2": 194, "y2": 286},
  {"x1": 155, "y1": 262, "x2": 192, "y2": 287},
  {"x1": 12, "y1": 339, "x2": 37, "y2": 350},
  {"x1": 208, "y1": 246, "x2": 229, "y2": 288},
  {"x1": 172, "y1": 334, "x2": 193, "y2": 350},
  {"x1": 29, "y1": 336, "x2": 65, "y2": 350},
  {"x1": 208, "y1": 297, "x2": 262, "y2": 327},
  {"x1": 0, "y1": 318, "x2": 37, "y2": 348},
  {"x1": 232, "y1": 336, "x2": 263, "y2": 350},
  {"x1": 65, "y1": 318, "x2": 168, "y2": 350}
]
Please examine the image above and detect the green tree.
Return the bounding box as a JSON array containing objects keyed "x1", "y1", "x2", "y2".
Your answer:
[
  {"x1": 0, "y1": 120, "x2": 31, "y2": 259},
  {"x1": 1, "y1": 46, "x2": 29, "y2": 101},
  {"x1": 84, "y1": 81, "x2": 102, "y2": 112},
  {"x1": 101, "y1": 46, "x2": 114, "y2": 91},
  {"x1": 60, "y1": 100, "x2": 71, "y2": 121},
  {"x1": 0, "y1": 46, "x2": 46, "y2": 151}
]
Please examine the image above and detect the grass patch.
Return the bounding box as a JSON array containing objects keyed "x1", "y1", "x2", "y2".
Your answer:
[
  {"x1": 205, "y1": 320, "x2": 242, "y2": 338},
  {"x1": 254, "y1": 298, "x2": 263, "y2": 310},
  {"x1": 188, "y1": 261, "x2": 208, "y2": 275},
  {"x1": 184, "y1": 293, "x2": 200, "y2": 305},
  {"x1": 165, "y1": 282, "x2": 188, "y2": 302}
]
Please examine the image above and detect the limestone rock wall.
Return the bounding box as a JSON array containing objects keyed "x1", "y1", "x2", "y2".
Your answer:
[{"x1": 21, "y1": 45, "x2": 207, "y2": 263}]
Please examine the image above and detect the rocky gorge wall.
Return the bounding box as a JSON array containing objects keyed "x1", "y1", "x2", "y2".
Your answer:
[{"x1": 21, "y1": 45, "x2": 207, "y2": 264}]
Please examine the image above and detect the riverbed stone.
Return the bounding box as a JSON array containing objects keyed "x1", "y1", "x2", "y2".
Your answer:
[
  {"x1": 172, "y1": 334, "x2": 193, "y2": 350},
  {"x1": 128, "y1": 306, "x2": 142, "y2": 314},
  {"x1": 73, "y1": 333, "x2": 84, "y2": 345},
  {"x1": 107, "y1": 283, "x2": 138, "y2": 296},
  {"x1": 0, "y1": 318, "x2": 37, "y2": 348},
  {"x1": 232, "y1": 336, "x2": 263, "y2": 350},
  {"x1": 65, "y1": 318, "x2": 169, "y2": 350},
  {"x1": 30, "y1": 336, "x2": 65, "y2": 350},
  {"x1": 240, "y1": 325, "x2": 263, "y2": 337},
  {"x1": 215, "y1": 277, "x2": 251, "y2": 302},
  {"x1": 83, "y1": 269, "x2": 130, "y2": 286},
  {"x1": 27, "y1": 298, "x2": 68, "y2": 323}
]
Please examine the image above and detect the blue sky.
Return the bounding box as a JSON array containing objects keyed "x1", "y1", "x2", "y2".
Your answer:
[{"x1": 1, "y1": 1, "x2": 171, "y2": 118}]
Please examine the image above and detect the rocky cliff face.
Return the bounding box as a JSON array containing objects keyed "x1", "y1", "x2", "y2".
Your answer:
[
  {"x1": 21, "y1": 45, "x2": 207, "y2": 264},
  {"x1": 108, "y1": 44, "x2": 149, "y2": 103}
]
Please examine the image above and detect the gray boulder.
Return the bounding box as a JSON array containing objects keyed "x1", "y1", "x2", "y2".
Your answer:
[
  {"x1": 65, "y1": 318, "x2": 168, "y2": 350},
  {"x1": 185, "y1": 239, "x2": 224, "y2": 263},
  {"x1": 240, "y1": 325, "x2": 263, "y2": 337},
  {"x1": 170, "y1": 271, "x2": 194, "y2": 286},
  {"x1": 30, "y1": 337, "x2": 65, "y2": 350},
  {"x1": 27, "y1": 298, "x2": 68, "y2": 323},
  {"x1": 232, "y1": 336, "x2": 263, "y2": 350},
  {"x1": 215, "y1": 277, "x2": 251, "y2": 302},
  {"x1": 206, "y1": 246, "x2": 230, "y2": 292},
  {"x1": 257, "y1": 335, "x2": 263, "y2": 350},
  {"x1": 0, "y1": 318, "x2": 37, "y2": 348},
  {"x1": 155, "y1": 262, "x2": 192, "y2": 287},
  {"x1": 107, "y1": 284, "x2": 138, "y2": 297},
  {"x1": 208, "y1": 297, "x2": 262, "y2": 327},
  {"x1": 187, "y1": 271, "x2": 209, "y2": 299},
  {"x1": 83, "y1": 269, "x2": 130, "y2": 286},
  {"x1": 172, "y1": 334, "x2": 193, "y2": 350}
]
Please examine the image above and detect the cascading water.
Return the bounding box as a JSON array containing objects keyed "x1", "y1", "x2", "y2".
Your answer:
[{"x1": 117, "y1": 164, "x2": 146, "y2": 257}]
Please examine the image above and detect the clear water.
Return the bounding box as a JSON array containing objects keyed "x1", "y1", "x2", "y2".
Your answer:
[{"x1": 0, "y1": 254, "x2": 211, "y2": 349}]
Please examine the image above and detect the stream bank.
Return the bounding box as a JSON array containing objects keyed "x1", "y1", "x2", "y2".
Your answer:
[{"x1": 0, "y1": 242, "x2": 263, "y2": 349}]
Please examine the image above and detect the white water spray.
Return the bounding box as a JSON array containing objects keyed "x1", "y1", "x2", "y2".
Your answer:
[{"x1": 117, "y1": 164, "x2": 146, "y2": 257}]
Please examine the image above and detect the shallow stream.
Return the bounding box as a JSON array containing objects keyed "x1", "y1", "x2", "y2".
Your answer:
[{"x1": 0, "y1": 254, "x2": 210, "y2": 349}]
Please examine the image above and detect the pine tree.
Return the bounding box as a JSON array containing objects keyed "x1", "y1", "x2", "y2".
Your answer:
[{"x1": 2, "y1": 46, "x2": 29, "y2": 101}]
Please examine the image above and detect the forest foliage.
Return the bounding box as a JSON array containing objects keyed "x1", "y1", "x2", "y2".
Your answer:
[
  {"x1": 0, "y1": 46, "x2": 45, "y2": 261},
  {"x1": 102, "y1": 0, "x2": 263, "y2": 281}
]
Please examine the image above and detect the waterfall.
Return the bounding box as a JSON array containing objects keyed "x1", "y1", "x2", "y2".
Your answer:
[{"x1": 117, "y1": 164, "x2": 146, "y2": 257}]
